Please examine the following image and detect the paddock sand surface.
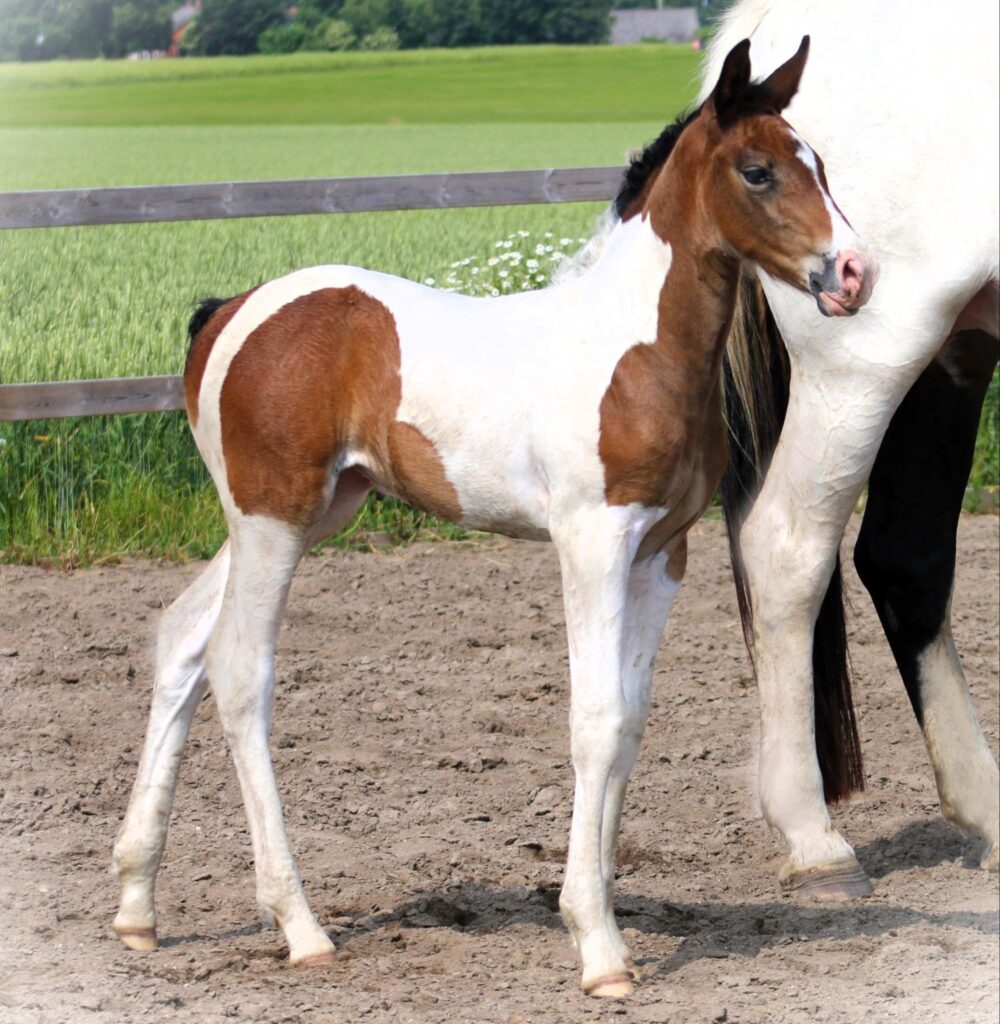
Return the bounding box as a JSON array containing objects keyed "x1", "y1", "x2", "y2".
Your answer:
[{"x1": 0, "y1": 516, "x2": 997, "y2": 1024}]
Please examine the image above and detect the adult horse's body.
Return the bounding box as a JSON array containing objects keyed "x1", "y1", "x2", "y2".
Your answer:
[
  {"x1": 112, "y1": 40, "x2": 877, "y2": 996},
  {"x1": 705, "y1": 0, "x2": 999, "y2": 895}
]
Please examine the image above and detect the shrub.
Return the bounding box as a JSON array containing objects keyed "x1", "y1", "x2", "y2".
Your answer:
[
  {"x1": 321, "y1": 18, "x2": 356, "y2": 50},
  {"x1": 257, "y1": 21, "x2": 315, "y2": 53},
  {"x1": 358, "y1": 25, "x2": 400, "y2": 50}
]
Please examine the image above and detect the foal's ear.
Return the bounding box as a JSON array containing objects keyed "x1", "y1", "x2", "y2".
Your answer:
[
  {"x1": 760, "y1": 35, "x2": 810, "y2": 112},
  {"x1": 709, "y1": 38, "x2": 752, "y2": 126}
]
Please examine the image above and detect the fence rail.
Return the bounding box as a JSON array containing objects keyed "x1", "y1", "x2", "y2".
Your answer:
[
  {"x1": 0, "y1": 166, "x2": 623, "y2": 230},
  {"x1": 0, "y1": 165, "x2": 623, "y2": 421},
  {"x1": 0, "y1": 375, "x2": 184, "y2": 421}
]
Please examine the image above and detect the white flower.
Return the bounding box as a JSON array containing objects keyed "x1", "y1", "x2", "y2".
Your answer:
[{"x1": 424, "y1": 277, "x2": 436, "y2": 286}]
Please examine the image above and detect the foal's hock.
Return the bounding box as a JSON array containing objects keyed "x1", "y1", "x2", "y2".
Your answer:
[{"x1": 113, "y1": 37, "x2": 876, "y2": 998}]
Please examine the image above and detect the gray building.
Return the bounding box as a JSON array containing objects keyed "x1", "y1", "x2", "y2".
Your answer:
[{"x1": 610, "y1": 8, "x2": 700, "y2": 44}]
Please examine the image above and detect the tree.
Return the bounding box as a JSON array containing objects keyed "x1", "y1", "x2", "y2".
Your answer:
[
  {"x1": 108, "y1": 0, "x2": 173, "y2": 56},
  {"x1": 540, "y1": 0, "x2": 613, "y2": 44},
  {"x1": 479, "y1": 0, "x2": 612, "y2": 45},
  {"x1": 186, "y1": 0, "x2": 286, "y2": 55}
]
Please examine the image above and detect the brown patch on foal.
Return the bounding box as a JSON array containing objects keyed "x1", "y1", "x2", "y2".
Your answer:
[
  {"x1": 387, "y1": 422, "x2": 462, "y2": 521},
  {"x1": 666, "y1": 537, "x2": 688, "y2": 582},
  {"x1": 215, "y1": 286, "x2": 461, "y2": 526},
  {"x1": 602, "y1": 103, "x2": 833, "y2": 551},
  {"x1": 184, "y1": 289, "x2": 257, "y2": 427}
]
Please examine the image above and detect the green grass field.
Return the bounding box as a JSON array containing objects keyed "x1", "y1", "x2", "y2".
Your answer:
[
  {"x1": 0, "y1": 45, "x2": 995, "y2": 563},
  {"x1": 0, "y1": 46, "x2": 702, "y2": 563},
  {"x1": 0, "y1": 46, "x2": 701, "y2": 128}
]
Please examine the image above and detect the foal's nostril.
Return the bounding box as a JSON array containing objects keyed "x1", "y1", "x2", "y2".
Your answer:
[{"x1": 836, "y1": 251, "x2": 865, "y2": 300}]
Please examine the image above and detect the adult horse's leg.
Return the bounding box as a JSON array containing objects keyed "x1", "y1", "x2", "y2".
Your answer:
[
  {"x1": 854, "y1": 330, "x2": 999, "y2": 869},
  {"x1": 113, "y1": 542, "x2": 231, "y2": 949},
  {"x1": 739, "y1": 278, "x2": 969, "y2": 898},
  {"x1": 552, "y1": 506, "x2": 654, "y2": 998},
  {"x1": 599, "y1": 542, "x2": 684, "y2": 977}
]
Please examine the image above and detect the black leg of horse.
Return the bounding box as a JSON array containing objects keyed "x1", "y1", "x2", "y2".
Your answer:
[{"x1": 854, "y1": 329, "x2": 999, "y2": 868}]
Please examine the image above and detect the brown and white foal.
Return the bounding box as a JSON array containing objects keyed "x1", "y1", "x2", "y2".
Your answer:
[{"x1": 113, "y1": 38, "x2": 877, "y2": 997}]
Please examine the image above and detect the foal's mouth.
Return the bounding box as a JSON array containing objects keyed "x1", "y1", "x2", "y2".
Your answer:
[{"x1": 813, "y1": 288, "x2": 859, "y2": 318}]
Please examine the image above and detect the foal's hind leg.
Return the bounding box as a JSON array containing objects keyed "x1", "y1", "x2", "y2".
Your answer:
[
  {"x1": 599, "y1": 544, "x2": 683, "y2": 977},
  {"x1": 855, "y1": 331, "x2": 999, "y2": 869},
  {"x1": 206, "y1": 473, "x2": 370, "y2": 963},
  {"x1": 113, "y1": 542, "x2": 231, "y2": 949},
  {"x1": 205, "y1": 512, "x2": 334, "y2": 963}
]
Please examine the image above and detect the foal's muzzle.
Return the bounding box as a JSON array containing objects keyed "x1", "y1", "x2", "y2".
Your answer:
[{"x1": 809, "y1": 249, "x2": 879, "y2": 318}]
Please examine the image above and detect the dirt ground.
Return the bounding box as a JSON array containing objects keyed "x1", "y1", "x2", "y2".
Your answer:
[{"x1": 0, "y1": 515, "x2": 997, "y2": 1024}]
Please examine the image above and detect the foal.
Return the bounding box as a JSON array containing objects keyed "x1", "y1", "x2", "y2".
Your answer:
[{"x1": 113, "y1": 39, "x2": 877, "y2": 997}]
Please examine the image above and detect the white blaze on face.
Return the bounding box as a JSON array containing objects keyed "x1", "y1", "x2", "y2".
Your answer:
[{"x1": 789, "y1": 128, "x2": 860, "y2": 255}]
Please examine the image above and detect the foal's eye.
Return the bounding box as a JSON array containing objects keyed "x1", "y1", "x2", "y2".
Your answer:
[{"x1": 740, "y1": 166, "x2": 773, "y2": 188}]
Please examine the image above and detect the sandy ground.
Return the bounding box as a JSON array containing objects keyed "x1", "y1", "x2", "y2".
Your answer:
[{"x1": 0, "y1": 515, "x2": 997, "y2": 1024}]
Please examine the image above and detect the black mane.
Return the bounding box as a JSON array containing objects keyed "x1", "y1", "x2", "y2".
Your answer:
[
  {"x1": 614, "y1": 107, "x2": 700, "y2": 219},
  {"x1": 614, "y1": 82, "x2": 786, "y2": 219}
]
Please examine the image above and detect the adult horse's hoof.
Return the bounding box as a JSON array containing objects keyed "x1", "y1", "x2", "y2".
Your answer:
[
  {"x1": 781, "y1": 857, "x2": 873, "y2": 901},
  {"x1": 113, "y1": 925, "x2": 158, "y2": 951},
  {"x1": 293, "y1": 950, "x2": 338, "y2": 968},
  {"x1": 583, "y1": 972, "x2": 634, "y2": 998}
]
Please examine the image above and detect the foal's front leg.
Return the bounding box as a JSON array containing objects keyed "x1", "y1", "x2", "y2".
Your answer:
[
  {"x1": 600, "y1": 543, "x2": 684, "y2": 975},
  {"x1": 551, "y1": 506, "x2": 657, "y2": 998}
]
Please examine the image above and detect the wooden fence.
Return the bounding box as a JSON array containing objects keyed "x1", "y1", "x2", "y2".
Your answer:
[{"x1": 0, "y1": 165, "x2": 623, "y2": 421}]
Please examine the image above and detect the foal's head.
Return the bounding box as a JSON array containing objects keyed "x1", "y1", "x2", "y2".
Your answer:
[{"x1": 630, "y1": 37, "x2": 879, "y2": 317}]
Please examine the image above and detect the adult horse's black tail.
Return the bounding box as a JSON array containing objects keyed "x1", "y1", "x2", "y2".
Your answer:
[{"x1": 721, "y1": 274, "x2": 864, "y2": 804}]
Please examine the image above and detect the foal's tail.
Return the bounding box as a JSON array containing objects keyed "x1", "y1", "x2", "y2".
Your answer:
[{"x1": 721, "y1": 274, "x2": 864, "y2": 804}]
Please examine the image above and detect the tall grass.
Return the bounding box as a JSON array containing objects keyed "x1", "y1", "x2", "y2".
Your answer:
[
  {"x1": 0, "y1": 161, "x2": 614, "y2": 560},
  {"x1": 972, "y1": 370, "x2": 999, "y2": 493},
  {"x1": 1, "y1": 109, "x2": 666, "y2": 562}
]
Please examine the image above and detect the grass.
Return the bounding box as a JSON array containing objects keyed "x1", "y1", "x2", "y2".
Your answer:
[
  {"x1": 0, "y1": 46, "x2": 996, "y2": 563},
  {"x1": 0, "y1": 124, "x2": 657, "y2": 562},
  {"x1": 0, "y1": 45, "x2": 702, "y2": 128}
]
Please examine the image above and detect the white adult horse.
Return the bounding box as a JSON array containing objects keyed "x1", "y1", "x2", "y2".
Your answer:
[{"x1": 706, "y1": 0, "x2": 999, "y2": 898}]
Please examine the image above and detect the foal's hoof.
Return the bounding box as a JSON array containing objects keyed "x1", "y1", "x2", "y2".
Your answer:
[
  {"x1": 293, "y1": 950, "x2": 338, "y2": 968},
  {"x1": 624, "y1": 958, "x2": 641, "y2": 982},
  {"x1": 114, "y1": 926, "x2": 158, "y2": 952},
  {"x1": 781, "y1": 858, "x2": 873, "y2": 901},
  {"x1": 583, "y1": 973, "x2": 634, "y2": 999}
]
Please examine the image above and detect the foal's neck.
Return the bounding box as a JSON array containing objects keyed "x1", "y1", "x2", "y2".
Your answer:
[{"x1": 590, "y1": 186, "x2": 739, "y2": 398}]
